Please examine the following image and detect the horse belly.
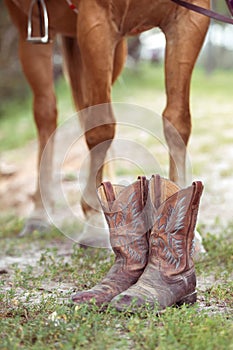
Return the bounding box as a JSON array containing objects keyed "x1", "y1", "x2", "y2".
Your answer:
[{"x1": 110, "y1": 0, "x2": 174, "y2": 35}]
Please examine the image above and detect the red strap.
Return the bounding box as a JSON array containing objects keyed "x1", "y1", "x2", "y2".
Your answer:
[{"x1": 69, "y1": 4, "x2": 76, "y2": 10}]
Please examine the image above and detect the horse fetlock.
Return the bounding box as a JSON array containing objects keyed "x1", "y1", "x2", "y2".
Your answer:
[
  {"x1": 19, "y1": 217, "x2": 51, "y2": 237},
  {"x1": 85, "y1": 123, "x2": 115, "y2": 150}
]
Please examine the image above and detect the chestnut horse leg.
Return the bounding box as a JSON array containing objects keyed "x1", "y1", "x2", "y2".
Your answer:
[
  {"x1": 162, "y1": 11, "x2": 209, "y2": 187},
  {"x1": 4, "y1": 0, "x2": 57, "y2": 235},
  {"x1": 77, "y1": 3, "x2": 123, "y2": 217},
  {"x1": 18, "y1": 39, "x2": 57, "y2": 235},
  {"x1": 61, "y1": 9, "x2": 125, "y2": 245},
  {"x1": 70, "y1": 4, "x2": 127, "y2": 246},
  {"x1": 62, "y1": 35, "x2": 126, "y2": 218},
  {"x1": 61, "y1": 36, "x2": 87, "y2": 113}
]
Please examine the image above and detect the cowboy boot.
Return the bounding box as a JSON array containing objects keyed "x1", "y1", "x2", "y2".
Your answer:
[
  {"x1": 72, "y1": 176, "x2": 150, "y2": 306},
  {"x1": 111, "y1": 175, "x2": 204, "y2": 312}
]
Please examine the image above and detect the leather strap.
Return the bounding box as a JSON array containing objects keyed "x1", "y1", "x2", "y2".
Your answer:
[
  {"x1": 138, "y1": 176, "x2": 148, "y2": 207},
  {"x1": 149, "y1": 174, "x2": 162, "y2": 209},
  {"x1": 154, "y1": 174, "x2": 162, "y2": 209},
  {"x1": 171, "y1": 0, "x2": 233, "y2": 25},
  {"x1": 191, "y1": 181, "x2": 204, "y2": 208},
  {"x1": 101, "y1": 182, "x2": 116, "y2": 204}
]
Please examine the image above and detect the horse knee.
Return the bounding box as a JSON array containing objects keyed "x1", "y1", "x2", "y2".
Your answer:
[{"x1": 34, "y1": 94, "x2": 57, "y2": 133}]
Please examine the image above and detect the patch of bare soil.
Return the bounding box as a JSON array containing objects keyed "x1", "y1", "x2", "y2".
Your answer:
[
  {"x1": 0, "y1": 142, "x2": 37, "y2": 217},
  {"x1": 197, "y1": 143, "x2": 233, "y2": 230},
  {"x1": 1, "y1": 137, "x2": 232, "y2": 229},
  {"x1": 0, "y1": 239, "x2": 76, "y2": 307},
  {"x1": 0, "y1": 125, "x2": 90, "y2": 217}
]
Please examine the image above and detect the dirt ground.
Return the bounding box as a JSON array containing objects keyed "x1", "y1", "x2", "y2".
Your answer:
[{"x1": 0, "y1": 133, "x2": 232, "y2": 231}]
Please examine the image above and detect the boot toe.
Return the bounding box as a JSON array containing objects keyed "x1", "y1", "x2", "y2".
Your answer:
[
  {"x1": 72, "y1": 291, "x2": 95, "y2": 304},
  {"x1": 72, "y1": 287, "x2": 115, "y2": 306},
  {"x1": 111, "y1": 293, "x2": 148, "y2": 312}
]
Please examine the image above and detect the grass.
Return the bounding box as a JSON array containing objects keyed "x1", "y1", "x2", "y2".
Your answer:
[
  {"x1": 0, "y1": 98, "x2": 36, "y2": 152},
  {"x1": 0, "y1": 217, "x2": 233, "y2": 349}
]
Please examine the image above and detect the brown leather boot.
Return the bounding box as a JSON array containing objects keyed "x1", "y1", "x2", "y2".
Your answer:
[
  {"x1": 72, "y1": 176, "x2": 150, "y2": 306},
  {"x1": 111, "y1": 175, "x2": 204, "y2": 312}
]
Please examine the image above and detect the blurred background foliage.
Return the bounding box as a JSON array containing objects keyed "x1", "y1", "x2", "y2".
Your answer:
[
  {"x1": 0, "y1": 0, "x2": 30, "y2": 108},
  {"x1": 0, "y1": 0, "x2": 233, "y2": 114}
]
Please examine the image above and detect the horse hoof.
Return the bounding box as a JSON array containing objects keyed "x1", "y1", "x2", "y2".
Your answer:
[
  {"x1": 18, "y1": 217, "x2": 51, "y2": 237},
  {"x1": 74, "y1": 212, "x2": 111, "y2": 248},
  {"x1": 194, "y1": 229, "x2": 206, "y2": 261}
]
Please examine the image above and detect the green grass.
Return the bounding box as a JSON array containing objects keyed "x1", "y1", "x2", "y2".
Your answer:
[
  {"x1": 0, "y1": 216, "x2": 233, "y2": 350},
  {"x1": 192, "y1": 68, "x2": 233, "y2": 99},
  {"x1": 0, "y1": 98, "x2": 36, "y2": 152}
]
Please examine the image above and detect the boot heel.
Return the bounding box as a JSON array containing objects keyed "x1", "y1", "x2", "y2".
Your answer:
[{"x1": 176, "y1": 291, "x2": 197, "y2": 306}]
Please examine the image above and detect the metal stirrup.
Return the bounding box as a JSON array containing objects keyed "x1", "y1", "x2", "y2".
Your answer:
[{"x1": 27, "y1": 0, "x2": 49, "y2": 44}]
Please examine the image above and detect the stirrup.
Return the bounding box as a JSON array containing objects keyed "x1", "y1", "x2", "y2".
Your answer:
[{"x1": 27, "y1": 0, "x2": 49, "y2": 44}]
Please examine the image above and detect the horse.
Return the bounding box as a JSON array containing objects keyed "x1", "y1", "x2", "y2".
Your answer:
[{"x1": 4, "y1": 0, "x2": 210, "y2": 241}]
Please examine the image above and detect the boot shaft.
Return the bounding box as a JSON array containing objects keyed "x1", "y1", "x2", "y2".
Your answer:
[
  {"x1": 97, "y1": 176, "x2": 150, "y2": 271},
  {"x1": 149, "y1": 176, "x2": 203, "y2": 276}
]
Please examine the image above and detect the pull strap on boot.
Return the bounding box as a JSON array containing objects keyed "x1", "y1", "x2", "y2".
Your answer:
[
  {"x1": 111, "y1": 175, "x2": 204, "y2": 312},
  {"x1": 72, "y1": 176, "x2": 150, "y2": 306}
]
